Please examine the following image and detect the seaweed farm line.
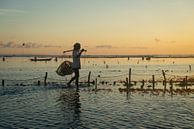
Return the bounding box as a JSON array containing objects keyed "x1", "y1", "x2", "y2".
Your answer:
[
  {"x1": 0, "y1": 57, "x2": 194, "y2": 94},
  {"x1": 0, "y1": 57, "x2": 194, "y2": 129}
]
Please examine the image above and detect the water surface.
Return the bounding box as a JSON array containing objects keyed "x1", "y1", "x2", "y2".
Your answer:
[{"x1": 0, "y1": 57, "x2": 194, "y2": 128}]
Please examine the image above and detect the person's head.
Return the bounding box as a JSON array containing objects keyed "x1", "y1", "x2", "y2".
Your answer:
[{"x1": 73, "y1": 42, "x2": 81, "y2": 50}]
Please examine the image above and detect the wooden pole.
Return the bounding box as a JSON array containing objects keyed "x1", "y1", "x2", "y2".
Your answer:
[
  {"x1": 2, "y1": 80, "x2": 4, "y2": 86},
  {"x1": 126, "y1": 77, "x2": 129, "y2": 93},
  {"x1": 152, "y1": 75, "x2": 155, "y2": 90},
  {"x1": 88, "y1": 71, "x2": 91, "y2": 86},
  {"x1": 141, "y1": 79, "x2": 144, "y2": 89},
  {"x1": 44, "y1": 72, "x2": 48, "y2": 86},
  {"x1": 95, "y1": 78, "x2": 97, "y2": 92},
  {"x1": 189, "y1": 65, "x2": 191, "y2": 71},
  {"x1": 162, "y1": 70, "x2": 166, "y2": 90},
  {"x1": 170, "y1": 79, "x2": 173, "y2": 86},
  {"x1": 185, "y1": 76, "x2": 188, "y2": 89},
  {"x1": 38, "y1": 80, "x2": 40, "y2": 86},
  {"x1": 129, "y1": 68, "x2": 131, "y2": 86}
]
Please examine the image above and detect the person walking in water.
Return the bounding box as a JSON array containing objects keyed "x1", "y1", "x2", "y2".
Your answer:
[{"x1": 66, "y1": 42, "x2": 86, "y2": 88}]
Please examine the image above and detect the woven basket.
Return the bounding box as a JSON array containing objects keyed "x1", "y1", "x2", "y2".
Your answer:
[{"x1": 56, "y1": 61, "x2": 73, "y2": 76}]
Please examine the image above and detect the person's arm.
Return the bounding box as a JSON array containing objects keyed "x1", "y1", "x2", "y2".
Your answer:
[
  {"x1": 63, "y1": 49, "x2": 73, "y2": 53},
  {"x1": 78, "y1": 49, "x2": 86, "y2": 56}
]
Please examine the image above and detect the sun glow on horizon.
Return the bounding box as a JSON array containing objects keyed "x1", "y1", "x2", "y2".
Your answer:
[{"x1": 1, "y1": 0, "x2": 194, "y2": 55}]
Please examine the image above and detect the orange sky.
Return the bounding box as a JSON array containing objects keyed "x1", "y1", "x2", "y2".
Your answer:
[{"x1": 1, "y1": 0, "x2": 194, "y2": 55}]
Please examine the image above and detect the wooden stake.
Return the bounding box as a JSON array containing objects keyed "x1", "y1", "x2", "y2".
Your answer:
[
  {"x1": 185, "y1": 76, "x2": 188, "y2": 89},
  {"x1": 38, "y1": 80, "x2": 40, "y2": 86},
  {"x1": 95, "y1": 78, "x2": 97, "y2": 92},
  {"x1": 152, "y1": 75, "x2": 155, "y2": 90},
  {"x1": 44, "y1": 72, "x2": 48, "y2": 86},
  {"x1": 162, "y1": 70, "x2": 166, "y2": 90},
  {"x1": 141, "y1": 79, "x2": 145, "y2": 89},
  {"x1": 88, "y1": 71, "x2": 91, "y2": 86},
  {"x1": 126, "y1": 77, "x2": 129, "y2": 93},
  {"x1": 2, "y1": 80, "x2": 4, "y2": 86},
  {"x1": 129, "y1": 68, "x2": 131, "y2": 87}
]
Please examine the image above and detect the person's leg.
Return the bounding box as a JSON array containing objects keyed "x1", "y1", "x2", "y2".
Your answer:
[
  {"x1": 67, "y1": 69, "x2": 76, "y2": 86},
  {"x1": 74, "y1": 69, "x2": 79, "y2": 87},
  {"x1": 67, "y1": 77, "x2": 75, "y2": 85}
]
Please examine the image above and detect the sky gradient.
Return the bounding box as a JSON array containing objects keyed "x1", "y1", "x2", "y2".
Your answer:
[{"x1": 1, "y1": 0, "x2": 194, "y2": 55}]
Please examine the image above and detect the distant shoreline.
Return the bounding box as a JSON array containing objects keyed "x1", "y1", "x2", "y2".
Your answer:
[{"x1": 1, "y1": 54, "x2": 194, "y2": 58}]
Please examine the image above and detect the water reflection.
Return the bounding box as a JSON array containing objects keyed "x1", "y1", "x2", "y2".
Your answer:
[{"x1": 57, "y1": 89, "x2": 81, "y2": 128}]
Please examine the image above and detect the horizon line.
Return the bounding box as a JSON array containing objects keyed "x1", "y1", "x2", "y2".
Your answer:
[{"x1": 1, "y1": 54, "x2": 194, "y2": 58}]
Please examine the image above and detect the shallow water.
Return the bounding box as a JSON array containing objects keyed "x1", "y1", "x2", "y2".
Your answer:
[
  {"x1": 0, "y1": 57, "x2": 194, "y2": 128},
  {"x1": 0, "y1": 85, "x2": 193, "y2": 129}
]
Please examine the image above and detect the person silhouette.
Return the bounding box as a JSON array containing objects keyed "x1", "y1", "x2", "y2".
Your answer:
[{"x1": 66, "y1": 43, "x2": 86, "y2": 88}]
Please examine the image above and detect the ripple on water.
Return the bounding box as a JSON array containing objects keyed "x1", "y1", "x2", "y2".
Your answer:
[{"x1": 0, "y1": 85, "x2": 194, "y2": 128}]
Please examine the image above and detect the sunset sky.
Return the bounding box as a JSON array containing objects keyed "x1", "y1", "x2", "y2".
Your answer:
[{"x1": 0, "y1": 0, "x2": 194, "y2": 55}]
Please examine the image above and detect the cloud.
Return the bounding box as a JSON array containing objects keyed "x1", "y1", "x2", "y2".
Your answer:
[
  {"x1": 0, "y1": 41, "x2": 17, "y2": 48},
  {"x1": 154, "y1": 38, "x2": 160, "y2": 43},
  {"x1": 0, "y1": 9, "x2": 27, "y2": 16},
  {"x1": 170, "y1": 41, "x2": 176, "y2": 43},
  {"x1": 96, "y1": 45, "x2": 112, "y2": 49},
  {"x1": 129, "y1": 47, "x2": 148, "y2": 50},
  {"x1": 0, "y1": 41, "x2": 61, "y2": 48},
  {"x1": 44, "y1": 45, "x2": 61, "y2": 48},
  {"x1": 0, "y1": 41, "x2": 41, "y2": 48},
  {"x1": 154, "y1": 38, "x2": 176, "y2": 44},
  {"x1": 23, "y1": 42, "x2": 42, "y2": 48}
]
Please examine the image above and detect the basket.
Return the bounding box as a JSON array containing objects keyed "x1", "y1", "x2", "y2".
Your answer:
[{"x1": 56, "y1": 61, "x2": 73, "y2": 76}]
